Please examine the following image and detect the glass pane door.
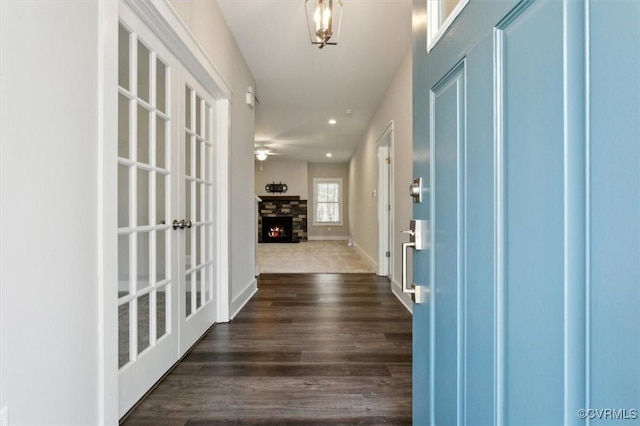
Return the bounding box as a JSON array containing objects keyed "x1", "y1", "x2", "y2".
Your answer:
[
  {"x1": 118, "y1": 22, "x2": 173, "y2": 369},
  {"x1": 180, "y1": 75, "x2": 217, "y2": 352},
  {"x1": 117, "y1": 10, "x2": 183, "y2": 416}
]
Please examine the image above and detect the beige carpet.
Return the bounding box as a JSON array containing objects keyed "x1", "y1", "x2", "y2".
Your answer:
[{"x1": 258, "y1": 240, "x2": 376, "y2": 274}]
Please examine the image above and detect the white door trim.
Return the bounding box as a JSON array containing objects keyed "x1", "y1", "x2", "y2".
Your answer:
[
  {"x1": 377, "y1": 121, "x2": 395, "y2": 277},
  {"x1": 215, "y1": 98, "x2": 230, "y2": 323},
  {"x1": 98, "y1": 2, "x2": 120, "y2": 424}
]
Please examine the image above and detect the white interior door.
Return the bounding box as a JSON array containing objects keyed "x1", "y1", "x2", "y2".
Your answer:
[
  {"x1": 377, "y1": 124, "x2": 393, "y2": 277},
  {"x1": 179, "y1": 73, "x2": 217, "y2": 353},
  {"x1": 117, "y1": 7, "x2": 180, "y2": 416}
]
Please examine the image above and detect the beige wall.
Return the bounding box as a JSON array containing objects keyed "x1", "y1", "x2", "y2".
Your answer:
[
  {"x1": 307, "y1": 163, "x2": 350, "y2": 239},
  {"x1": 170, "y1": 1, "x2": 257, "y2": 314},
  {"x1": 255, "y1": 159, "x2": 309, "y2": 199},
  {"x1": 349, "y1": 48, "x2": 413, "y2": 305}
]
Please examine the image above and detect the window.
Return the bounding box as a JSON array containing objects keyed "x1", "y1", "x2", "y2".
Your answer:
[
  {"x1": 313, "y1": 178, "x2": 343, "y2": 226},
  {"x1": 426, "y1": 0, "x2": 470, "y2": 52}
]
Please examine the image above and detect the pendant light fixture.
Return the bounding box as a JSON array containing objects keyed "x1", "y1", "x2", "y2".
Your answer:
[{"x1": 305, "y1": 0, "x2": 343, "y2": 49}]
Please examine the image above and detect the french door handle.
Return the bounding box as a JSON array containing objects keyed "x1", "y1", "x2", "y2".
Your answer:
[{"x1": 172, "y1": 219, "x2": 193, "y2": 230}]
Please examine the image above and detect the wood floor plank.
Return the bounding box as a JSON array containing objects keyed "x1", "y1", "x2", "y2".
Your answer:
[{"x1": 122, "y1": 273, "x2": 412, "y2": 425}]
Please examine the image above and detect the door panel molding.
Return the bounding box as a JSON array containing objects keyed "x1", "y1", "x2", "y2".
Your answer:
[
  {"x1": 588, "y1": 0, "x2": 640, "y2": 414},
  {"x1": 495, "y1": 1, "x2": 565, "y2": 424},
  {"x1": 429, "y1": 59, "x2": 466, "y2": 426},
  {"x1": 563, "y1": 1, "x2": 588, "y2": 423}
]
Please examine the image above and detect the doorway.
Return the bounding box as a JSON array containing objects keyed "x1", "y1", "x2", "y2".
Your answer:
[{"x1": 377, "y1": 122, "x2": 394, "y2": 277}]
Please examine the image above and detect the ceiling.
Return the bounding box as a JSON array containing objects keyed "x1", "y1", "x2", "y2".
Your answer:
[{"x1": 216, "y1": 0, "x2": 412, "y2": 163}]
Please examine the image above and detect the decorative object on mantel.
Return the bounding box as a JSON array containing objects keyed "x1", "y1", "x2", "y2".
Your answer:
[{"x1": 265, "y1": 181, "x2": 288, "y2": 193}]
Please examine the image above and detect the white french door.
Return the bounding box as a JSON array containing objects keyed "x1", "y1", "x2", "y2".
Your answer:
[
  {"x1": 117, "y1": 5, "x2": 217, "y2": 417},
  {"x1": 179, "y1": 73, "x2": 217, "y2": 354}
]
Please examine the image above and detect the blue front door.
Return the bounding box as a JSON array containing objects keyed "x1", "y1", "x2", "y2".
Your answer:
[{"x1": 411, "y1": 1, "x2": 640, "y2": 424}]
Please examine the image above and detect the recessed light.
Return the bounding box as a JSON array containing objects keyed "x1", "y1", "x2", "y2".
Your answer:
[
  {"x1": 326, "y1": 153, "x2": 332, "y2": 158},
  {"x1": 328, "y1": 119, "x2": 337, "y2": 125}
]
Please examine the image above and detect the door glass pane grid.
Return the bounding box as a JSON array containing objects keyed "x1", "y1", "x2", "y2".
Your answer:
[
  {"x1": 205, "y1": 263, "x2": 213, "y2": 303},
  {"x1": 183, "y1": 84, "x2": 216, "y2": 316},
  {"x1": 195, "y1": 138, "x2": 202, "y2": 179},
  {"x1": 118, "y1": 302, "x2": 130, "y2": 368},
  {"x1": 118, "y1": 94, "x2": 131, "y2": 159},
  {"x1": 156, "y1": 282, "x2": 170, "y2": 339},
  {"x1": 118, "y1": 23, "x2": 131, "y2": 91},
  {"x1": 137, "y1": 39, "x2": 151, "y2": 103},
  {"x1": 185, "y1": 85, "x2": 193, "y2": 133},
  {"x1": 118, "y1": 22, "x2": 175, "y2": 369},
  {"x1": 118, "y1": 233, "x2": 131, "y2": 298},
  {"x1": 138, "y1": 292, "x2": 151, "y2": 354},
  {"x1": 195, "y1": 94, "x2": 203, "y2": 137}
]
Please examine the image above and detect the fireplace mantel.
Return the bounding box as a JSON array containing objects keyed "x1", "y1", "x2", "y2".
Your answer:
[{"x1": 259, "y1": 195, "x2": 301, "y2": 201}]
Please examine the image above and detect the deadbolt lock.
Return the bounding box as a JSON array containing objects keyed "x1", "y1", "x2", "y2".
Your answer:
[{"x1": 409, "y1": 177, "x2": 422, "y2": 203}]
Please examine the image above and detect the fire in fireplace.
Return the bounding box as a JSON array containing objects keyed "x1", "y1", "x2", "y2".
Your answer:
[
  {"x1": 268, "y1": 226, "x2": 286, "y2": 238},
  {"x1": 262, "y1": 216, "x2": 294, "y2": 243}
]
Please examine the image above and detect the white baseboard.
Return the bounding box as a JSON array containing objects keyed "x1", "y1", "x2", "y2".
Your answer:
[
  {"x1": 391, "y1": 278, "x2": 413, "y2": 314},
  {"x1": 229, "y1": 278, "x2": 258, "y2": 320},
  {"x1": 307, "y1": 236, "x2": 350, "y2": 241},
  {"x1": 351, "y1": 241, "x2": 378, "y2": 272}
]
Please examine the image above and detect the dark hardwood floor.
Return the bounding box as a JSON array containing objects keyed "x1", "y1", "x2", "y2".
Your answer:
[{"x1": 122, "y1": 273, "x2": 412, "y2": 425}]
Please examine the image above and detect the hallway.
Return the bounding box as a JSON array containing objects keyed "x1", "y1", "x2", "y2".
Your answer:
[{"x1": 122, "y1": 274, "x2": 412, "y2": 425}]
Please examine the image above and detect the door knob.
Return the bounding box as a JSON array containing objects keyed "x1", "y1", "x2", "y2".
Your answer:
[{"x1": 172, "y1": 219, "x2": 193, "y2": 230}]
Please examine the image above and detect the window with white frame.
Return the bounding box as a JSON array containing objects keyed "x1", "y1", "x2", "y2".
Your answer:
[{"x1": 313, "y1": 178, "x2": 343, "y2": 226}]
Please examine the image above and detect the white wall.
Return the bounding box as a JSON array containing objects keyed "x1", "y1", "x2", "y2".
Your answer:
[
  {"x1": 255, "y1": 159, "x2": 309, "y2": 199},
  {"x1": 0, "y1": 1, "x2": 258, "y2": 424},
  {"x1": 349, "y1": 49, "x2": 413, "y2": 307},
  {"x1": 170, "y1": 0, "x2": 258, "y2": 317},
  {"x1": 307, "y1": 163, "x2": 350, "y2": 240},
  {"x1": 0, "y1": 2, "x2": 101, "y2": 424}
]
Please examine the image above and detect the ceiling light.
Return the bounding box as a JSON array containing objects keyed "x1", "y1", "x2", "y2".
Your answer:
[
  {"x1": 305, "y1": 0, "x2": 343, "y2": 49},
  {"x1": 255, "y1": 150, "x2": 269, "y2": 161},
  {"x1": 326, "y1": 153, "x2": 332, "y2": 158},
  {"x1": 328, "y1": 119, "x2": 337, "y2": 125}
]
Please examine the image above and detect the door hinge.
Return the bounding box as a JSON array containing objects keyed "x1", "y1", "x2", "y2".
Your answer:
[
  {"x1": 387, "y1": 204, "x2": 391, "y2": 211},
  {"x1": 385, "y1": 157, "x2": 391, "y2": 164},
  {"x1": 385, "y1": 251, "x2": 391, "y2": 258}
]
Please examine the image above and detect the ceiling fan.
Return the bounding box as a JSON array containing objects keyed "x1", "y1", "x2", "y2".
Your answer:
[{"x1": 254, "y1": 143, "x2": 282, "y2": 161}]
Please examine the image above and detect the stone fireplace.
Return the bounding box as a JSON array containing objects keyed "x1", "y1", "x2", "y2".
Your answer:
[{"x1": 258, "y1": 196, "x2": 307, "y2": 243}]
